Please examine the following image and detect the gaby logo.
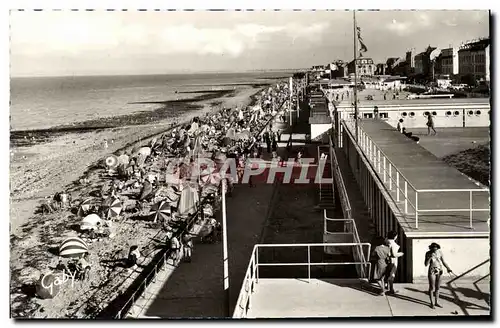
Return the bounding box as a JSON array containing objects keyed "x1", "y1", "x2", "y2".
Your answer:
[{"x1": 41, "y1": 270, "x2": 77, "y2": 294}]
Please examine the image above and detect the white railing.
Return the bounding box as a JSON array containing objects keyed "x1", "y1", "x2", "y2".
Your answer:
[
  {"x1": 233, "y1": 242, "x2": 372, "y2": 319},
  {"x1": 342, "y1": 119, "x2": 490, "y2": 229},
  {"x1": 328, "y1": 136, "x2": 351, "y2": 219},
  {"x1": 323, "y1": 212, "x2": 369, "y2": 280}
]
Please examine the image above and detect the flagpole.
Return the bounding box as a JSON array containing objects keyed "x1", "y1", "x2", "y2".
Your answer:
[{"x1": 353, "y1": 10, "x2": 359, "y2": 143}]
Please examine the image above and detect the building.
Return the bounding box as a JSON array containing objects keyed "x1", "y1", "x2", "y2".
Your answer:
[
  {"x1": 328, "y1": 61, "x2": 348, "y2": 78},
  {"x1": 375, "y1": 63, "x2": 386, "y2": 75},
  {"x1": 458, "y1": 38, "x2": 490, "y2": 83},
  {"x1": 405, "y1": 49, "x2": 416, "y2": 74},
  {"x1": 414, "y1": 46, "x2": 436, "y2": 78},
  {"x1": 347, "y1": 58, "x2": 376, "y2": 77},
  {"x1": 385, "y1": 57, "x2": 402, "y2": 75},
  {"x1": 435, "y1": 47, "x2": 459, "y2": 77}
]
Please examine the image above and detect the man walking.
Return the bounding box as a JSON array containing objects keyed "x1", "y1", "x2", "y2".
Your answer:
[
  {"x1": 385, "y1": 231, "x2": 404, "y2": 294},
  {"x1": 426, "y1": 114, "x2": 437, "y2": 135}
]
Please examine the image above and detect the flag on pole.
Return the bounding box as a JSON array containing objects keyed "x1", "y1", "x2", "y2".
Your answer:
[{"x1": 356, "y1": 26, "x2": 368, "y2": 57}]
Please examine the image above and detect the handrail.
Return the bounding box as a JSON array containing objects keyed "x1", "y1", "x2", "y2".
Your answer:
[
  {"x1": 341, "y1": 118, "x2": 490, "y2": 230},
  {"x1": 233, "y1": 242, "x2": 372, "y2": 318}
]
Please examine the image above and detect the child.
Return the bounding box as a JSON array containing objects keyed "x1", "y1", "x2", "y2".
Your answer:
[{"x1": 127, "y1": 245, "x2": 141, "y2": 271}]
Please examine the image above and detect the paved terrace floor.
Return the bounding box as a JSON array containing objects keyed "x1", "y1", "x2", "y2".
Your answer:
[
  {"x1": 246, "y1": 279, "x2": 490, "y2": 318},
  {"x1": 352, "y1": 119, "x2": 490, "y2": 236}
]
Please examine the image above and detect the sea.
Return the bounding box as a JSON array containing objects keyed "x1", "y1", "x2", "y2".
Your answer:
[{"x1": 10, "y1": 72, "x2": 290, "y2": 131}]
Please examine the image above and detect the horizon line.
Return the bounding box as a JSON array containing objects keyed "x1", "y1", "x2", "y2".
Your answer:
[{"x1": 10, "y1": 68, "x2": 307, "y2": 79}]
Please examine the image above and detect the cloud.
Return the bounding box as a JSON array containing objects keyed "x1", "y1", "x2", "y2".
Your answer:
[{"x1": 386, "y1": 19, "x2": 413, "y2": 35}]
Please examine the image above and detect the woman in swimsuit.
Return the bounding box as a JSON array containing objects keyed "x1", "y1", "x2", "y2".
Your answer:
[{"x1": 425, "y1": 243, "x2": 453, "y2": 309}]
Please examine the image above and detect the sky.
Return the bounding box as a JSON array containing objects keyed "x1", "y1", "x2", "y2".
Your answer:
[{"x1": 10, "y1": 10, "x2": 490, "y2": 77}]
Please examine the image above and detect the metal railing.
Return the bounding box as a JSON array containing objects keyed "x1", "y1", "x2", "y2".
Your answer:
[
  {"x1": 115, "y1": 250, "x2": 172, "y2": 319},
  {"x1": 233, "y1": 242, "x2": 372, "y2": 318},
  {"x1": 342, "y1": 119, "x2": 490, "y2": 229},
  {"x1": 328, "y1": 136, "x2": 351, "y2": 220},
  {"x1": 323, "y1": 212, "x2": 369, "y2": 280}
]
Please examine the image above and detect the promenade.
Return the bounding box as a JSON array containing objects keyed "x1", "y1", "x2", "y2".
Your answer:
[{"x1": 247, "y1": 279, "x2": 490, "y2": 318}]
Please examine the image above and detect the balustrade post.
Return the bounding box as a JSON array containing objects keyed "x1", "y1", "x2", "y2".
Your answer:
[
  {"x1": 470, "y1": 191, "x2": 473, "y2": 229},
  {"x1": 396, "y1": 172, "x2": 400, "y2": 202},
  {"x1": 307, "y1": 245, "x2": 311, "y2": 282},
  {"x1": 415, "y1": 192, "x2": 419, "y2": 229},
  {"x1": 383, "y1": 157, "x2": 386, "y2": 183},
  {"x1": 404, "y1": 181, "x2": 408, "y2": 213},
  {"x1": 388, "y1": 164, "x2": 392, "y2": 190},
  {"x1": 377, "y1": 150, "x2": 381, "y2": 173}
]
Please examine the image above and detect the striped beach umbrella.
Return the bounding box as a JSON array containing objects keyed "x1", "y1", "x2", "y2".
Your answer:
[
  {"x1": 59, "y1": 237, "x2": 88, "y2": 258},
  {"x1": 200, "y1": 167, "x2": 221, "y2": 185},
  {"x1": 101, "y1": 197, "x2": 122, "y2": 219},
  {"x1": 149, "y1": 201, "x2": 171, "y2": 223}
]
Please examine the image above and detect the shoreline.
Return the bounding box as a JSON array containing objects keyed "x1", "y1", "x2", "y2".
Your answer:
[{"x1": 10, "y1": 88, "x2": 257, "y2": 148}]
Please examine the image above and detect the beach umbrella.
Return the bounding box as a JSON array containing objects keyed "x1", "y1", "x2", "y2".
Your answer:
[
  {"x1": 59, "y1": 237, "x2": 88, "y2": 258},
  {"x1": 149, "y1": 201, "x2": 171, "y2": 223},
  {"x1": 200, "y1": 167, "x2": 221, "y2": 185},
  {"x1": 101, "y1": 197, "x2": 122, "y2": 219},
  {"x1": 80, "y1": 213, "x2": 103, "y2": 231},
  {"x1": 178, "y1": 185, "x2": 199, "y2": 217},
  {"x1": 36, "y1": 273, "x2": 61, "y2": 299},
  {"x1": 225, "y1": 128, "x2": 236, "y2": 140},
  {"x1": 77, "y1": 198, "x2": 98, "y2": 217}
]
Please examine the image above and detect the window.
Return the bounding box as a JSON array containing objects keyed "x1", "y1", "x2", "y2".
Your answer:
[
  {"x1": 468, "y1": 110, "x2": 474, "y2": 116},
  {"x1": 446, "y1": 111, "x2": 452, "y2": 116},
  {"x1": 424, "y1": 111, "x2": 430, "y2": 116},
  {"x1": 432, "y1": 111, "x2": 437, "y2": 116},
  {"x1": 380, "y1": 112, "x2": 388, "y2": 119},
  {"x1": 476, "y1": 110, "x2": 482, "y2": 116},
  {"x1": 453, "y1": 111, "x2": 460, "y2": 116},
  {"x1": 402, "y1": 112, "x2": 408, "y2": 117},
  {"x1": 409, "y1": 112, "x2": 415, "y2": 118},
  {"x1": 363, "y1": 113, "x2": 373, "y2": 118}
]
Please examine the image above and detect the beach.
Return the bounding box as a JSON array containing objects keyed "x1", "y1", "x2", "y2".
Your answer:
[{"x1": 9, "y1": 73, "x2": 287, "y2": 318}]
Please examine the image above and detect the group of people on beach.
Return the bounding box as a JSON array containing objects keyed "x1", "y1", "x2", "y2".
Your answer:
[
  {"x1": 372, "y1": 231, "x2": 453, "y2": 309},
  {"x1": 50, "y1": 80, "x2": 295, "y2": 288}
]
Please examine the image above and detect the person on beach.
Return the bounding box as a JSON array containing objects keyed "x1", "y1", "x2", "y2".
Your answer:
[
  {"x1": 76, "y1": 253, "x2": 91, "y2": 281},
  {"x1": 182, "y1": 234, "x2": 193, "y2": 263},
  {"x1": 385, "y1": 231, "x2": 404, "y2": 294},
  {"x1": 425, "y1": 243, "x2": 453, "y2": 309},
  {"x1": 264, "y1": 130, "x2": 271, "y2": 153},
  {"x1": 271, "y1": 133, "x2": 278, "y2": 152},
  {"x1": 170, "y1": 234, "x2": 182, "y2": 266},
  {"x1": 397, "y1": 119, "x2": 404, "y2": 133},
  {"x1": 426, "y1": 114, "x2": 437, "y2": 135},
  {"x1": 371, "y1": 236, "x2": 391, "y2": 296}
]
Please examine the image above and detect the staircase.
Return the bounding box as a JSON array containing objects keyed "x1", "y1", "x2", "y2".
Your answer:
[{"x1": 318, "y1": 151, "x2": 335, "y2": 210}]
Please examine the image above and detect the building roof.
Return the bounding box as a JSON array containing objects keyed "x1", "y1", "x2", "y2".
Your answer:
[
  {"x1": 459, "y1": 38, "x2": 490, "y2": 52},
  {"x1": 336, "y1": 97, "x2": 490, "y2": 108},
  {"x1": 383, "y1": 76, "x2": 408, "y2": 82}
]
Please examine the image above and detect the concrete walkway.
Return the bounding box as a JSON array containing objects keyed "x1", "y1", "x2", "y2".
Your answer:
[{"x1": 246, "y1": 279, "x2": 490, "y2": 318}]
